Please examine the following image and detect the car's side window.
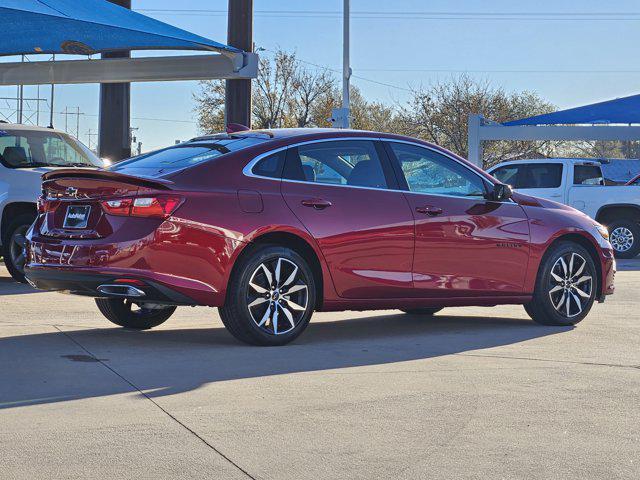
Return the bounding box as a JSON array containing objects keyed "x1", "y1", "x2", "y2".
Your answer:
[
  {"x1": 574, "y1": 165, "x2": 604, "y2": 186},
  {"x1": 389, "y1": 143, "x2": 486, "y2": 197},
  {"x1": 251, "y1": 150, "x2": 285, "y2": 179},
  {"x1": 492, "y1": 165, "x2": 521, "y2": 187},
  {"x1": 493, "y1": 163, "x2": 563, "y2": 189},
  {"x1": 284, "y1": 140, "x2": 390, "y2": 189}
]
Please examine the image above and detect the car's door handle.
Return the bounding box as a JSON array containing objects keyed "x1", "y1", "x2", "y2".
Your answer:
[
  {"x1": 301, "y1": 198, "x2": 332, "y2": 210},
  {"x1": 549, "y1": 194, "x2": 562, "y2": 198},
  {"x1": 415, "y1": 205, "x2": 443, "y2": 216}
]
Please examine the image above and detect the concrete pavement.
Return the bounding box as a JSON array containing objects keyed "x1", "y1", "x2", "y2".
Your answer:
[{"x1": 0, "y1": 262, "x2": 638, "y2": 479}]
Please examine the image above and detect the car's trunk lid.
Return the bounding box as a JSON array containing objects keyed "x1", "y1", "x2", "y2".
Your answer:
[{"x1": 40, "y1": 169, "x2": 174, "y2": 239}]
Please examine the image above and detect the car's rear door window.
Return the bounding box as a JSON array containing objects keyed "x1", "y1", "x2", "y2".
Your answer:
[
  {"x1": 573, "y1": 165, "x2": 604, "y2": 185},
  {"x1": 283, "y1": 140, "x2": 391, "y2": 189},
  {"x1": 251, "y1": 150, "x2": 286, "y2": 179}
]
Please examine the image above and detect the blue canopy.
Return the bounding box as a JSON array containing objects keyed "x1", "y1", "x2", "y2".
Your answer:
[
  {"x1": 504, "y1": 94, "x2": 640, "y2": 126},
  {"x1": 0, "y1": 0, "x2": 239, "y2": 57}
]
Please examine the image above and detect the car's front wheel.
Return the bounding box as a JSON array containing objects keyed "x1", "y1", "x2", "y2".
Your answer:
[
  {"x1": 219, "y1": 245, "x2": 316, "y2": 346},
  {"x1": 95, "y1": 298, "x2": 176, "y2": 329},
  {"x1": 524, "y1": 242, "x2": 597, "y2": 326}
]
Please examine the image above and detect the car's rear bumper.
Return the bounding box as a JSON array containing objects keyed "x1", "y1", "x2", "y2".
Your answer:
[{"x1": 24, "y1": 265, "x2": 224, "y2": 306}]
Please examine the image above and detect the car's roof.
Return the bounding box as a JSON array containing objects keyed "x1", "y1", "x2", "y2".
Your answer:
[
  {"x1": 190, "y1": 128, "x2": 385, "y2": 142},
  {"x1": 0, "y1": 122, "x2": 68, "y2": 135}
]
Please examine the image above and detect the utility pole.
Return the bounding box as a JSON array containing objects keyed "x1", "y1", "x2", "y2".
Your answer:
[
  {"x1": 99, "y1": 0, "x2": 132, "y2": 160},
  {"x1": 225, "y1": 0, "x2": 253, "y2": 128}
]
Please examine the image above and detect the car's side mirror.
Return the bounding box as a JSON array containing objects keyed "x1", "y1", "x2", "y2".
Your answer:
[{"x1": 486, "y1": 183, "x2": 513, "y2": 202}]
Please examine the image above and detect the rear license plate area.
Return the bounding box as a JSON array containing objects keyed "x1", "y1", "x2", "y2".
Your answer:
[{"x1": 63, "y1": 205, "x2": 91, "y2": 229}]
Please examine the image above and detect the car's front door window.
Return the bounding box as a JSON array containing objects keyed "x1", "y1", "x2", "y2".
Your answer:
[{"x1": 388, "y1": 143, "x2": 486, "y2": 197}]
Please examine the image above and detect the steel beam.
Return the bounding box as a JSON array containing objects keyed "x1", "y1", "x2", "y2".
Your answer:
[
  {"x1": 468, "y1": 114, "x2": 640, "y2": 167},
  {"x1": 0, "y1": 54, "x2": 258, "y2": 86}
]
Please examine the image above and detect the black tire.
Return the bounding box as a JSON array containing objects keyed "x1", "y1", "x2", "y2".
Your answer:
[
  {"x1": 607, "y1": 219, "x2": 640, "y2": 259},
  {"x1": 401, "y1": 307, "x2": 443, "y2": 316},
  {"x1": 219, "y1": 244, "x2": 316, "y2": 346},
  {"x1": 95, "y1": 298, "x2": 176, "y2": 330},
  {"x1": 2, "y1": 213, "x2": 35, "y2": 283},
  {"x1": 524, "y1": 241, "x2": 597, "y2": 326}
]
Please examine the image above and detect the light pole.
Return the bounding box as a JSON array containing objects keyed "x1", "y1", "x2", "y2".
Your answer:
[
  {"x1": 330, "y1": 0, "x2": 351, "y2": 129},
  {"x1": 342, "y1": 0, "x2": 351, "y2": 128}
]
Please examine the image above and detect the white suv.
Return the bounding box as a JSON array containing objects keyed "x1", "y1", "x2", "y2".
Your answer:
[
  {"x1": 488, "y1": 158, "x2": 640, "y2": 258},
  {"x1": 0, "y1": 123, "x2": 101, "y2": 282}
]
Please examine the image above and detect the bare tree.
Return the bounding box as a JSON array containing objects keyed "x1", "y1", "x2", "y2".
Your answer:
[
  {"x1": 397, "y1": 75, "x2": 556, "y2": 167},
  {"x1": 289, "y1": 68, "x2": 335, "y2": 127},
  {"x1": 193, "y1": 80, "x2": 225, "y2": 134}
]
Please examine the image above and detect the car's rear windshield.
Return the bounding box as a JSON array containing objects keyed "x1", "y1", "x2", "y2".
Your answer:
[{"x1": 109, "y1": 135, "x2": 268, "y2": 177}]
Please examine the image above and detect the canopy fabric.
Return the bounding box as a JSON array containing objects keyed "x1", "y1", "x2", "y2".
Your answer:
[
  {"x1": 0, "y1": 0, "x2": 239, "y2": 57},
  {"x1": 503, "y1": 94, "x2": 640, "y2": 126}
]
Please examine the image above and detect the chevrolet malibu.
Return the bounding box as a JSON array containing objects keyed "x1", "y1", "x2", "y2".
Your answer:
[{"x1": 24, "y1": 129, "x2": 615, "y2": 346}]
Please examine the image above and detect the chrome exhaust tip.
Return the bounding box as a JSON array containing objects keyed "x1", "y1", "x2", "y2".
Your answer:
[{"x1": 97, "y1": 284, "x2": 146, "y2": 298}]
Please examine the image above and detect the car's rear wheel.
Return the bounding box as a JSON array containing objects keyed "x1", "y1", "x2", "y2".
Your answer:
[
  {"x1": 401, "y1": 307, "x2": 443, "y2": 316},
  {"x1": 524, "y1": 242, "x2": 596, "y2": 326},
  {"x1": 2, "y1": 214, "x2": 35, "y2": 283},
  {"x1": 607, "y1": 219, "x2": 640, "y2": 259},
  {"x1": 95, "y1": 298, "x2": 176, "y2": 329},
  {"x1": 219, "y1": 245, "x2": 316, "y2": 346}
]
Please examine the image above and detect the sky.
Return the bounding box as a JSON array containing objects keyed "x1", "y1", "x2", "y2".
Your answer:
[{"x1": 2, "y1": 0, "x2": 640, "y2": 153}]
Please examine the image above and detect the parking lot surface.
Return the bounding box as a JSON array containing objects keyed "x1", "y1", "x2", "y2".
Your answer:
[{"x1": 1, "y1": 261, "x2": 638, "y2": 479}]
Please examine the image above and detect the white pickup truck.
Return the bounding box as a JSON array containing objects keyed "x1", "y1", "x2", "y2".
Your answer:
[
  {"x1": 487, "y1": 158, "x2": 640, "y2": 258},
  {"x1": 0, "y1": 123, "x2": 101, "y2": 282}
]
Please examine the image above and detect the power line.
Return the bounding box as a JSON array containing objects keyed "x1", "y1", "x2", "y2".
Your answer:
[
  {"x1": 260, "y1": 48, "x2": 413, "y2": 93},
  {"x1": 136, "y1": 9, "x2": 640, "y2": 21}
]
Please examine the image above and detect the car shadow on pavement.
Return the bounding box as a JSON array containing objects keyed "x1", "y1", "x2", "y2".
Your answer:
[
  {"x1": 0, "y1": 276, "x2": 44, "y2": 296},
  {"x1": 0, "y1": 311, "x2": 573, "y2": 410}
]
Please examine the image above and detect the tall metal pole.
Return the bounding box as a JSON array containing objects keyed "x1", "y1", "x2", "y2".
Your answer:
[
  {"x1": 342, "y1": 0, "x2": 351, "y2": 129},
  {"x1": 17, "y1": 55, "x2": 24, "y2": 124},
  {"x1": 49, "y1": 54, "x2": 55, "y2": 128},
  {"x1": 99, "y1": 0, "x2": 131, "y2": 160},
  {"x1": 225, "y1": 0, "x2": 253, "y2": 129}
]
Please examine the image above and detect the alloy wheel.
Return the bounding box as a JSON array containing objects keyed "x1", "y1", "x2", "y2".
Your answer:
[
  {"x1": 246, "y1": 257, "x2": 309, "y2": 335},
  {"x1": 9, "y1": 225, "x2": 29, "y2": 274},
  {"x1": 610, "y1": 226, "x2": 634, "y2": 253},
  {"x1": 548, "y1": 252, "x2": 593, "y2": 318}
]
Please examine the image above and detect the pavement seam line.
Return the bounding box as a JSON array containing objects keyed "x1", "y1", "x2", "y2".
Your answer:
[
  {"x1": 52, "y1": 326, "x2": 257, "y2": 480},
  {"x1": 456, "y1": 352, "x2": 640, "y2": 370}
]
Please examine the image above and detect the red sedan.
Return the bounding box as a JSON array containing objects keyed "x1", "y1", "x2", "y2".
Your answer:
[{"x1": 25, "y1": 129, "x2": 615, "y2": 346}]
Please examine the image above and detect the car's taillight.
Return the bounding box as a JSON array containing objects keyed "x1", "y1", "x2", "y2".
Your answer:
[
  {"x1": 37, "y1": 196, "x2": 58, "y2": 214},
  {"x1": 100, "y1": 195, "x2": 183, "y2": 219},
  {"x1": 102, "y1": 198, "x2": 134, "y2": 216}
]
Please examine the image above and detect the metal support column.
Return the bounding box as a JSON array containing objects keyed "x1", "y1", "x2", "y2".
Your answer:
[
  {"x1": 98, "y1": 0, "x2": 131, "y2": 161},
  {"x1": 225, "y1": 0, "x2": 253, "y2": 128}
]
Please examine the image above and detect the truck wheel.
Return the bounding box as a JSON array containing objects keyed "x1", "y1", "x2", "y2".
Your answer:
[
  {"x1": 608, "y1": 219, "x2": 640, "y2": 259},
  {"x1": 2, "y1": 214, "x2": 35, "y2": 283}
]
